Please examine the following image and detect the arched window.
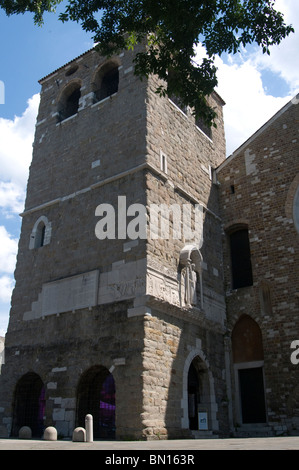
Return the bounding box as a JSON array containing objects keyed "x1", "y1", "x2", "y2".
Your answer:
[
  {"x1": 228, "y1": 227, "x2": 253, "y2": 289},
  {"x1": 36, "y1": 221, "x2": 46, "y2": 248},
  {"x1": 93, "y1": 62, "x2": 119, "y2": 103},
  {"x1": 57, "y1": 81, "x2": 81, "y2": 122},
  {"x1": 29, "y1": 216, "x2": 51, "y2": 249}
]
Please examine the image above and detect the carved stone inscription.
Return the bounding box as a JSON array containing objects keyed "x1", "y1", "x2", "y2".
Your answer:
[
  {"x1": 146, "y1": 268, "x2": 180, "y2": 306},
  {"x1": 42, "y1": 270, "x2": 99, "y2": 316}
]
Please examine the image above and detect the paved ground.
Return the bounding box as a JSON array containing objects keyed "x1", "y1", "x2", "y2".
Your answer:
[{"x1": 0, "y1": 436, "x2": 298, "y2": 451}]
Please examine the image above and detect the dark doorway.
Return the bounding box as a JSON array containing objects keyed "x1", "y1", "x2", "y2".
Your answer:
[
  {"x1": 188, "y1": 362, "x2": 199, "y2": 430},
  {"x1": 11, "y1": 372, "x2": 45, "y2": 437},
  {"x1": 239, "y1": 367, "x2": 266, "y2": 423},
  {"x1": 77, "y1": 366, "x2": 115, "y2": 439}
]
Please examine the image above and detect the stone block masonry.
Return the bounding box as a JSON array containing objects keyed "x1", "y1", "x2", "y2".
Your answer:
[
  {"x1": 0, "y1": 43, "x2": 297, "y2": 440},
  {"x1": 217, "y1": 98, "x2": 299, "y2": 435}
]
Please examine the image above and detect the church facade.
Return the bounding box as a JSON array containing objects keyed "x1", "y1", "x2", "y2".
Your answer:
[{"x1": 0, "y1": 46, "x2": 297, "y2": 440}]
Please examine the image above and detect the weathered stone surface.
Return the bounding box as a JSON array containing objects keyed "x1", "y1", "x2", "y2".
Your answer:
[
  {"x1": 217, "y1": 99, "x2": 299, "y2": 434},
  {"x1": 0, "y1": 44, "x2": 296, "y2": 441}
]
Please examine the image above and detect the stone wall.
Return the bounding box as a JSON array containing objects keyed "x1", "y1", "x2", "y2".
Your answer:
[
  {"x1": 217, "y1": 98, "x2": 299, "y2": 434},
  {"x1": 141, "y1": 307, "x2": 229, "y2": 439},
  {"x1": 0, "y1": 44, "x2": 230, "y2": 440},
  {"x1": 144, "y1": 74, "x2": 226, "y2": 320}
]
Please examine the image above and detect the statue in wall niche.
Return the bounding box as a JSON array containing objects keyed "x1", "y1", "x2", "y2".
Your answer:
[
  {"x1": 179, "y1": 245, "x2": 203, "y2": 309},
  {"x1": 181, "y1": 261, "x2": 198, "y2": 307}
]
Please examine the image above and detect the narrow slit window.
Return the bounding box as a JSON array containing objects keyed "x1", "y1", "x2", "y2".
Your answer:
[
  {"x1": 229, "y1": 228, "x2": 253, "y2": 289},
  {"x1": 36, "y1": 222, "x2": 46, "y2": 248},
  {"x1": 160, "y1": 151, "x2": 168, "y2": 174}
]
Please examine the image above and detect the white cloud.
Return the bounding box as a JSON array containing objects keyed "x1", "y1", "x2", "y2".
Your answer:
[
  {"x1": 0, "y1": 93, "x2": 40, "y2": 212},
  {"x1": 194, "y1": 0, "x2": 299, "y2": 156},
  {"x1": 0, "y1": 226, "x2": 18, "y2": 274},
  {"x1": 0, "y1": 276, "x2": 14, "y2": 303},
  {"x1": 0, "y1": 181, "x2": 26, "y2": 215},
  {"x1": 0, "y1": 94, "x2": 38, "y2": 334},
  {"x1": 0, "y1": 225, "x2": 17, "y2": 310},
  {"x1": 215, "y1": 56, "x2": 292, "y2": 155},
  {"x1": 247, "y1": 0, "x2": 299, "y2": 94}
]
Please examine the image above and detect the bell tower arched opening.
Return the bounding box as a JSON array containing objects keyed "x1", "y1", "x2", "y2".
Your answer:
[
  {"x1": 11, "y1": 372, "x2": 45, "y2": 437},
  {"x1": 76, "y1": 365, "x2": 116, "y2": 439}
]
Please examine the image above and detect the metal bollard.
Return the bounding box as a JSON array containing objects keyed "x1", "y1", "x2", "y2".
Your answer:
[{"x1": 85, "y1": 414, "x2": 93, "y2": 442}]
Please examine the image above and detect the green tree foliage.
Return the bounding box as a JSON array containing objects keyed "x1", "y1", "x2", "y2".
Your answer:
[{"x1": 1, "y1": 0, "x2": 294, "y2": 125}]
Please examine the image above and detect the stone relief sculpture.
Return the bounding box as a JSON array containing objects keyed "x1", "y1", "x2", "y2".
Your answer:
[
  {"x1": 182, "y1": 262, "x2": 198, "y2": 306},
  {"x1": 180, "y1": 245, "x2": 203, "y2": 309}
]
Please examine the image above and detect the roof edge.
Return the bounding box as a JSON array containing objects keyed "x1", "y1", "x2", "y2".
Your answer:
[
  {"x1": 216, "y1": 96, "x2": 296, "y2": 172},
  {"x1": 39, "y1": 46, "x2": 96, "y2": 84}
]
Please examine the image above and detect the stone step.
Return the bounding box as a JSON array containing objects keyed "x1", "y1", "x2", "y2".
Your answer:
[
  {"x1": 191, "y1": 430, "x2": 219, "y2": 439},
  {"x1": 233, "y1": 424, "x2": 274, "y2": 438}
]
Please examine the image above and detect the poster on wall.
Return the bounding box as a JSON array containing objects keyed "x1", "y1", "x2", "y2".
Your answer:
[{"x1": 198, "y1": 412, "x2": 208, "y2": 430}]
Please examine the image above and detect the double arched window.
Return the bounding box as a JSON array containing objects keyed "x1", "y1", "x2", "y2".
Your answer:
[{"x1": 56, "y1": 60, "x2": 120, "y2": 121}]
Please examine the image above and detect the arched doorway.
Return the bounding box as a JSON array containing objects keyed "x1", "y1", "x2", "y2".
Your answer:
[
  {"x1": 187, "y1": 357, "x2": 211, "y2": 431},
  {"x1": 232, "y1": 315, "x2": 267, "y2": 424},
  {"x1": 11, "y1": 372, "x2": 45, "y2": 437},
  {"x1": 76, "y1": 366, "x2": 115, "y2": 439},
  {"x1": 188, "y1": 362, "x2": 200, "y2": 430}
]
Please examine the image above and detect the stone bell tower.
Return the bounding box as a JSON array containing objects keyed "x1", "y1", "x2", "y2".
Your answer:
[{"x1": 0, "y1": 44, "x2": 228, "y2": 440}]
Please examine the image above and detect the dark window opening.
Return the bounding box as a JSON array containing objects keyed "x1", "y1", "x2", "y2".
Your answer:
[
  {"x1": 35, "y1": 222, "x2": 46, "y2": 248},
  {"x1": 40, "y1": 224, "x2": 46, "y2": 247},
  {"x1": 229, "y1": 228, "x2": 253, "y2": 289},
  {"x1": 195, "y1": 116, "x2": 212, "y2": 139},
  {"x1": 65, "y1": 64, "x2": 79, "y2": 77},
  {"x1": 94, "y1": 66, "x2": 119, "y2": 103},
  {"x1": 169, "y1": 94, "x2": 188, "y2": 115},
  {"x1": 58, "y1": 85, "x2": 81, "y2": 122}
]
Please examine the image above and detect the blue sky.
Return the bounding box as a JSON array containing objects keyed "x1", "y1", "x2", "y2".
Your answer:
[{"x1": 0, "y1": 0, "x2": 298, "y2": 335}]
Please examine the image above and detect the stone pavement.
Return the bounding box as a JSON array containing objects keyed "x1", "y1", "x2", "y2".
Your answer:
[{"x1": 0, "y1": 436, "x2": 298, "y2": 451}]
